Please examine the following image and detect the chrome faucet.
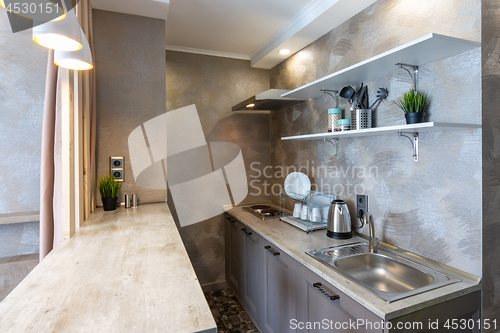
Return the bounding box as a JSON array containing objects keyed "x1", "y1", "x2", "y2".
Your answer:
[{"x1": 363, "y1": 213, "x2": 378, "y2": 253}]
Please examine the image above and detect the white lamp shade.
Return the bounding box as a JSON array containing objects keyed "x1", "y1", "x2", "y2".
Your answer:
[
  {"x1": 33, "y1": 8, "x2": 82, "y2": 51},
  {"x1": 0, "y1": 0, "x2": 5, "y2": 9},
  {"x1": 54, "y1": 28, "x2": 93, "y2": 70}
]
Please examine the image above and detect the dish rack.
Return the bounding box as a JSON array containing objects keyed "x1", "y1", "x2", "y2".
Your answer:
[{"x1": 279, "y1": 186, "x2": 335, "y2": 233}]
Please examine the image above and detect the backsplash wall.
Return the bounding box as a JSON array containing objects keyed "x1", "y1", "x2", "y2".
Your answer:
[
  {"x1": 165, "y1": 51, "x2": 270, "y2": 287},
  {"x1": 269, "y1": 0, "x2": 481, "y2": 276},
  {"x1": 94, "y1": 10, "x2": 167, "y2": 203}
]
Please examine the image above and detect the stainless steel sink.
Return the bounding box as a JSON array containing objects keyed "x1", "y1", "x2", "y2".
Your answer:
[
  {"x1": 306, "y1": 242, "x2": 461, "y2": 303},
  {"x1": 334, "y1": 253, "x2": 435, "y2": 293}
]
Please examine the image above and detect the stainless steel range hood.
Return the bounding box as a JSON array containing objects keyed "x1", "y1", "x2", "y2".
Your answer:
[{"x1": 232, "y1": 89, "x2": 304, "y2": 111}]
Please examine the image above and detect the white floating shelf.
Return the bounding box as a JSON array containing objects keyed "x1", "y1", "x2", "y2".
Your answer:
[
  {"x1": 281, "y1": 122, "x2": 481, "y2": 141},
  {"x1": 281, "y1": 34, "x2": 480, "y2": 100},
  {"x1": 282, "y1": 122, "x2": 481, "y2": 161}
]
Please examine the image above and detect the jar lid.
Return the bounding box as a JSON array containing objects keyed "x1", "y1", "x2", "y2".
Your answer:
[
  {"x1": 328, "y1": 108, "x2": 342, "y2": 114},
  {"x1": 338, "y1": 119, "x2": 351, "y2": 125}
]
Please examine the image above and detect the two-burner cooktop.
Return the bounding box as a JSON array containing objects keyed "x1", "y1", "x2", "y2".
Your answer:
[{"x1": 242, "y1": 204, "x2": 280, "y2": 220}]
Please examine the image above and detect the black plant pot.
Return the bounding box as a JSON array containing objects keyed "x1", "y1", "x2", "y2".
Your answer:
[
  {"x1": 405, "y1": 112, "x2": 425, "y2": 124},
  {"x1": 102, "y1": 197, "x2": 118, "y2": 211}
]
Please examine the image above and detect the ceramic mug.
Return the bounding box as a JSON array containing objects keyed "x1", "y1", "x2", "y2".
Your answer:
[
  {"x1": 293, "y1": 203, "x2": 303, "y2": 218},
  {"x1": 300, "y1": 205, "x2": 308, "y2": 220},
  {"x1": 310, "y1": 207, "x2": 322, "y2": 222}
]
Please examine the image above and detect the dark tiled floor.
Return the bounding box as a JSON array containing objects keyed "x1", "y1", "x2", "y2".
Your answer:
[{"x1": 205, "y1": 288, "x2": 260, "y2": 333}]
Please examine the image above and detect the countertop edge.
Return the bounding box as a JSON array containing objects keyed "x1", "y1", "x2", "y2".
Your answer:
[{"x1": 0, "y1": 203, "x2": 217, "y2": 333}]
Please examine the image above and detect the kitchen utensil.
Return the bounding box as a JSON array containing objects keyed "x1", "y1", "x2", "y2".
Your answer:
[
  {"x1": 369, "y1": 87, "x2": 389, "y2": 109},
  {"x1": 300, "y1": 205, "x2": 309, "y2": 220},
  {"x1": 327, "y1": 200, "x2": 352, "y2": 239},
  {"x1": 293, "y1": 203, "x2": 303, "y2": 218},
  {"x1": 311, "y1": 207, "x2": 322, "y2": 222},
  {"x1": 351, "y1": 109, "x2": 372, "y2": 130},
  {"x1": 357, "y1": 86, "x2": 367, "y2": 109},
  {"x1": 284, "y1": 172, "x2": 311, "y2": 200},
  {"x1": 364, "y1": 87, "x2": 369, "y2": 109},
  {"x1": 340, "y1": 86, "x2": 355, "y2": 104}
]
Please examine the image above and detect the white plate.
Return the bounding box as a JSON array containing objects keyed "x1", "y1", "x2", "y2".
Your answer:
[{"x1": 284, "y1": 172, "x2": 311, "y2": 200}]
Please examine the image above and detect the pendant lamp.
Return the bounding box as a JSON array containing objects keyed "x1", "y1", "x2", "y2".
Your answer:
[
  {"x1": 33, "y1": 7, "x2": 82, "y2": 51},
  {"x1": 54, "y1": 28, "x2": 93, "y2": 70}
]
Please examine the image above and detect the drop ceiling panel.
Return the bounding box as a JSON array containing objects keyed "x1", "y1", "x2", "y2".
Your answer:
[
  {"x1": 164, "y1": 0, "x2": 314, "y2": 56},
  {"x1": 91, "y1": 0, "x2": 378, "y2": 69}
]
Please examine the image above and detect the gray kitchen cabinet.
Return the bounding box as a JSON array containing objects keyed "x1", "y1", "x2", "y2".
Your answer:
[
  {"x1": 240, "y1": 225, "x2": 264, "y2": 325},
  {"x1": 295, "y1": 263, "x2": 382, "y2": 333},
  {"x1": 225, "y1": 215, "x2": 244, "y2": 298},
  {"x1": 224, "y1": 214, "x2": 265, "y2": 330},
  {"x1": 261, "y1": 241, "x2": 296, "y2": 333},
  {"x1": 387, "y1": 290, "x2": 480, "y2": 333}
]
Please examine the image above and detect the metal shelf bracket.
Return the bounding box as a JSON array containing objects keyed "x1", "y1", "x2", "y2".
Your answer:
[
  {"x1": 398, "y1": 132, "x2": 419, "y2": 161},
  {"x1": 321, "y1": 89, "x2": 339, "y2": 108},
  {"x1": 324, "y1": 137, "x2": 340, "y2": 158},
  {"x1": 396, "y1": 63, "x2": 419, "y2": 91}
]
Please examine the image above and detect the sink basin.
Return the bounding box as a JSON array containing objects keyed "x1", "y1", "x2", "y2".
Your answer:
[
  {"x1": 306, "y1": 242, "x2": 461, "y2": 302},
  {"x1": 334, "y1": 253, "x2": 435, "y2": 293}
]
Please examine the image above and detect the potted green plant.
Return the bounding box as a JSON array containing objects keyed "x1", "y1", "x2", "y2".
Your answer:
[
  {"x1": 395, "y1": 89, "x2": 429, "y2": 124},
  {"x1": 98, "y1": 174, "x2": 122, "y2": 211}
]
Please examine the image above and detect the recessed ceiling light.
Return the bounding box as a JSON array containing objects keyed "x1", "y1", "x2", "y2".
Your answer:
[
  {"x1": 279, "y1": 49, "x2": 291, "y2": 55},
  {"x1": 246, "y1": 103, "x2": 255, "y2": 108}
]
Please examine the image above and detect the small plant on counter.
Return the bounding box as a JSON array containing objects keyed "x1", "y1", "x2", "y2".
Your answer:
[
  {"x1": 98, "y1": 174, "x2": 122, "y2": 211},
  {"x1": 395, "y1": 89, "x2": 429, "y2": 124}
]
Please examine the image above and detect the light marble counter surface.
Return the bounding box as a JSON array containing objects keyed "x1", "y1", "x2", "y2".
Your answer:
[
  {"x1": 0, "y1": 203, "x2": 217, "y2": 333},
  {"x1": 227, "y1": 204, "x2": 480, "y2": 321}
]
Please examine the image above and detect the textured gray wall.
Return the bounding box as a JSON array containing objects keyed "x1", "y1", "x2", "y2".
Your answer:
[
  {"x1": 0, "y1": 11, "x2": 47, "y2": 214},
  {"x1": 481, "y1": 0, "x2": 500, "y2": 328},
  {"x1": 93, "y1": 10, "x2": 167, "y2": 203},
  {"x1": 165, "y1": 51, "x2": 270, "y2": 286},
  {"x1": 269, "y1": 0, "x2": 481, "y2": 277},
  {"x1": 0, "y1": 222, "x2": 39, "y2": 258}
]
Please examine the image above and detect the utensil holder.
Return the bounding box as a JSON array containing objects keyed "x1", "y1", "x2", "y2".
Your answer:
[{"x1": 351, "y1": 109, "x2": 372, "y2": 130}]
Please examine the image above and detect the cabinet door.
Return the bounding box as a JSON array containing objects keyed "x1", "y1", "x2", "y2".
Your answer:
[
  {"x1": 241, "y1": 226, "x2": 263, "y2": 326},
  {"x1": 225, "y1": 215, "x2": 244, "y2": 298},
  {"x1": 296, "y1": 264, "x2": 383, "y2": 333},
  {"x1": 262, "y1": 243, "x2": 296, "y2": 333}
]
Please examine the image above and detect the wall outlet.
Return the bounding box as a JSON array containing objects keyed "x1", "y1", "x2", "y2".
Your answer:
[
  {"x1": 110, "y1": 156, "x2": 124, "y2": 181},
  {"x1": 357, "y1": 195, "x2": 368, "y2": 221}
]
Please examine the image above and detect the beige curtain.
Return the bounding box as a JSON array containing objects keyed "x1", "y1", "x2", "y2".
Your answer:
[
  {"x1": 39, "y1": 0, "x2": 96, "y2": 260},
  {"x1": 39, "y1": 50, "x2": 59, "y2": 260},
  {"x1": 88, "y1": 5, "x2": 97, "y2": 213}
]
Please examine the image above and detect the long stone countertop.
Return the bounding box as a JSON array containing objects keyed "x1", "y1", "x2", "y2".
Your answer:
[
  {"x1": 0, "y1": 203, "x2": 217, "y2": 333},
  {"x1": 226, "y1": 203, "x2": 481, "y2": 321}
]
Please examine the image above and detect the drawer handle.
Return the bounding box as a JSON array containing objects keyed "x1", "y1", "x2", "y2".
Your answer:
[
  {"x1": 226, "y1": 217, "x2": 235, "y2": 223},
  {"x1": 264, "y1": 245, "x2": 280, "y2": 256},
  {"x1": 313, "y1": 282, "x2": 340, "y2": 301},
  {"x1": 241, "y1": 228, "x2": 252, "y2": 236}
]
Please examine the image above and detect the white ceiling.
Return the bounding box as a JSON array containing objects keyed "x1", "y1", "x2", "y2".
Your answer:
[{"x1": 90, "y1": 0, "x2": 377, "y2": 69}]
